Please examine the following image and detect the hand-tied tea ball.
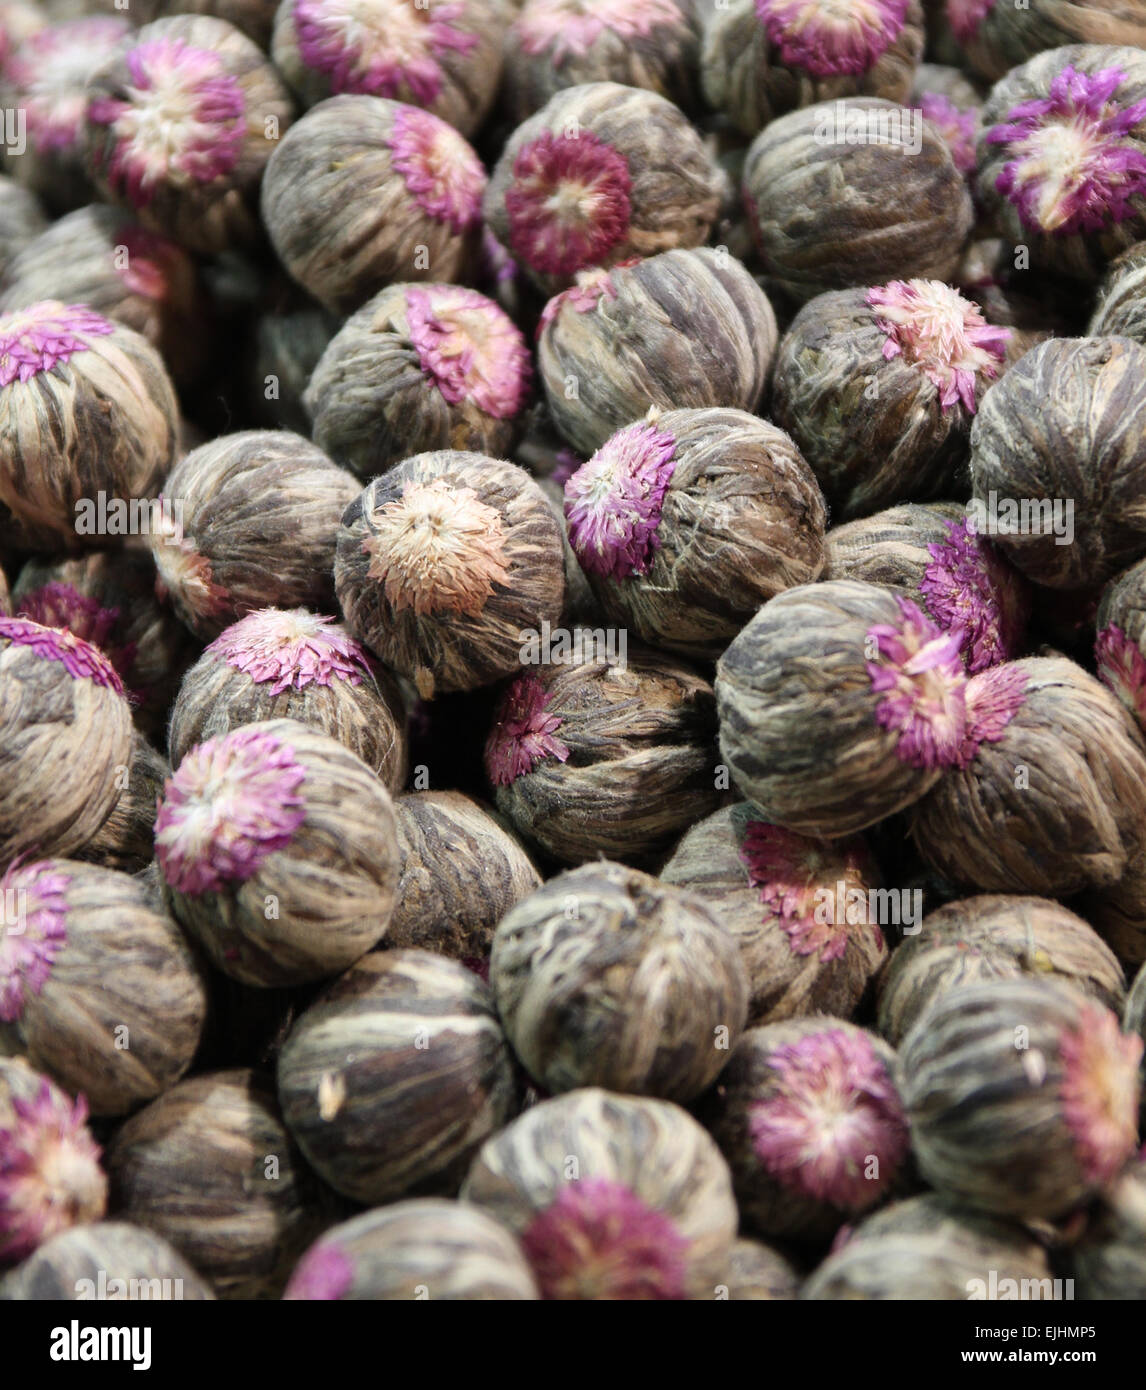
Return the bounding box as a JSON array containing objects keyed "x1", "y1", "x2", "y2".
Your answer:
[
  {"x1": 262, "y1": 96, "x2": 485, "y2": 314},
  {"x1": 770, "y1": 281, "x2": 1010, "y2": 520},
  {"x1": 335, "y1": 451, "x2": 565, "y2": 700},
  {"x1": 661, "y1": 805, "x2": 888, "y2": 1026},
  {"x1": 0, "y1": 1058, "x2": 107, "y2": 1264},
  {"x1": 899, "y1": 979, "x2": 1142, "y2": 1219},
  {"x1": 720, "y1": 1238, "x2": 800, "y2": 1301},
  {"x1": 0, "y1": 860, "x2": 208, "y2": 1116},
  {"x1": 491, "y1": 862, "x2": 749, "y2": 1101},
  {"x1": 1090, "y1": 240, "x2": 1146, "y2": 341},
  {"x1": 701, "y1": 0, "x2": 924, "y2": 136},
  {"x1": 388, "y1": 791, "x2": 541, "y2": 965},
  {"x1": 910, "y1": 63, "x2": 981, "y2": 178},
  {"x1": 743, "y1": 100, "x2": 973, "y2": 306},
  {"x1": 0, "y1": 178, "x2": 46, "y2": 280},
  {"x1": 0, "y1": 1221, "x2": 215, "y2": 1301},
  {"x1": 168, "y1": 608, "x2": 407, "y2": 793},
  {"x1": 460, "y1": 1087, "x2": 738, "y2": 1300},
  {"x1": 0, "y1": 618, "x2": 133, "y2": 863},
  {"x1": 955, "y1": 1, "x2": 1146, "y2": 86},
  {"x1": 485, "y1": 644, "x2": 720, "y2": 865},
  {"x1": 149, "y1": 430, "x2": 359, "y2": 641},
  {"x1": 284, "y1": 1199, "x2": 540, "y2": 1301},
  {"x1": 700, "y1": 1019, "x2": 909, "y2": 1240},
  {"x1": 276, "y1": 950, "x2": 517, "y2": 1204},
  {"x1": 106, "y1": 1069, "x2": 322, "y2": 1299},
  {"x1": 83, "y1": 15, "x2": 295, "y2": 255},
  {"x1": 969, "y1": 337, "x2": 1146, "y2": 591},
  {"x1": 1096, "y1": 556, "x2": 1146, "y2": 735},
  {"x1": 484, "y1": 82, "x2": 724, "y2": 295},
  {"x1": 73, "y1": 730, "x2": 168, "y2": 875},
  {"x1": 877, "y1": 895, "x2": 1127, "y2": 1047},
  {"x1": 303, "y1": 282, "x2": 531, "y2": 480},
  {"x1": 156, "y1": 719, "x2": 399, "y2": 987},
  {"x1": 1070, "y1": 1152, "x2": 1146, "y2": 1300},
  {"x1": 0, "y1": 301, "x2": 177, "y2": 551},
  {"x1": 538, "y1": 250, "x2": 777, "y2": 457}
]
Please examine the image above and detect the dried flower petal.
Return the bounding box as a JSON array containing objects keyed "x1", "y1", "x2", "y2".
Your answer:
[
  {"x1": 1096, "y1": 623, "x2": 1146, "y2": 726},
  {"x1": 946, "y1": 0, "x2": 994, "y2": 45},
  {"x1": 918, "y1": 92, "x2": 979, "y2": 174},
  {"x1": 0, "y1": 616, "x2": 125, "y2": 695},
  {"x1": 959, "y1": 661, "x2": 1028, "y2": 766},
  {"x1": 152, "y1": 509, "x2": 230, "y2": 623},
  {"x1": 405, "y1": 285, "x2": 531, "y2": 417},
  {"x1": 537, "y1": 261, "x2": 636, "y2": 336},
  {"x1": 515, "y1": 0, "x2": 685, "y2": 64},
  {"x1": 282, "y1": 1240, "x2": 355, "y2": 1300},
  {"x1": 206, "y1": 608, "x2": 372, "y2": 696},
  {"x1": 866, "y1": 597, "x2": 968, "y2": 768},
  {"x1": 0, "y1": 301, "x2": 115, "y2": 387},
  {"x1": 0, "y1": 861, "x2": 70, "y2": 1024},
  {"x1": 485, "y1": 673, "x2": 571, "y2": 786},
  {"x1": 755, "y1": 0, "x2": 910, "y2": 79},
  {"x1": 14, "y1": 583, "x2": 138, "y2": 689},
  {"x1": 388, "y1": 104, "x2": 485, "y2": 234},
  {"x1": 1059, "y1": 1004, "x2": 1142, "y2": 1185},
  {"x1": 5, "y1": 17, "x2": 129, "y2": 155},
  {"x1": 920, "y1": 517, "x2": 1023, "y2": 673}
]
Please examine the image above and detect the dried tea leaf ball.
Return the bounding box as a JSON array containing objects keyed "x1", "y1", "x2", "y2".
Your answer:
[
  {"x1": 662, "y1": 805, "x2": 888, "y2": 1026},
  {"x1": 910, "y1": 63, "x2": 981, "y2": 178},
  {"x1": 700, "y1": 1019, "x2": 909, "y2": 1240},
  {"x1": 149, "y1": 430, "x2": 359, "y2": 641},
  {"x1": 304, "y1": 282, "x2": 531, "y2": 480},
  {"x1": 1090, "y1": 240, "x2": 1146, "y2": 341},
  {"x1": 106, "y1": 1069, "x2": 322, "y2": 1299},
  {"x1": 261, "y1": 95, "x2": 485, "y2": 315},
  {"x1": 84, "y1": 15, "x2": 295, "y2": 256},
  {"x1": 168, "y1": 608, "x2": 407, "y2": 794},
  {"x1": 537, "y1": 249, "x2": 776, "y2": 457},
  {"x1": 485, "y1": 82, "x2": 724, "y2": 295},
  {"x1": 899, "y1": 979, "x2": 1142, "y2": 1219},
  {"x1": 73, "y1": 730, "x2": 168, "y2": 875},
  {"x1": 389, "y1": 791, "x2": 541, "y2": 965},
  {"x1": 877, "y1": 895, "x2": 1127, "y2": 1047},
  {"x1": 283, "y1": 1198, "x2": 540, "y2": 1301},
  {"x1": 491, "y1": 862, "x2": 749, "y2": 1101},
  {"x1": 156, "y1": 719, "x2": 400, "y2": 988},
  {"x1": 271, "y1": 0, "x2": 506, "y2": 134},
  {"x1": 0, "y1": 301, "x2": 177, "y2": 552},
  {"x1": 0, "y1": 618, "x2": 134, "y2": 864},
  {"x1": 276, "y1": 949, "x2": 517, "y2": 1205},
  {"x1": 335, "y1": 451, "x2": 565, "y2": 700},
  {"x1": 0, "y1": 1221, "x2": 215, "y2": 1301},
  {"x1": 0, "y1": 860, "x2": 208, "y2": 1117},
  {"x1": 969, "y1": 337, "x2": 1146, "y2": 591},
  {"x1": 0, "y1": 177, "x2": 47, "y2": 280},
  {"x1": 485, "y1": 644, "x2": 720, "y2": 865},
  {"x1": 460, "y1": 1087, "x2": 738, "y2": 1299},
  {"x1": 0, "y1": 1058, "x2": 107, "y2": 1265},
  {"x1": 701, "y1": 0, "x2": 924, "y2": 137},
  {"x1": 1070, "y1": 1151, "x2": 1146, "y2": 1300},
  {"x1": 771, "y1": 282, "x2": 1010, "y2": 521},
  {"x1": 719, "y1": 1238, "x2": 800, "y2": 1301},
  {"x1": 954, "y1": 1, "x2": 1146, "y2": 86},
  {"x1": 743, "y1": 99, "x2": 973, "y2": 306}
]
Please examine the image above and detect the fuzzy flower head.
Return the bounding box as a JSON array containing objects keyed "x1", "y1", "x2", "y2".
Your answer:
[
  {"x1": 282, "y1": 1240, "x2": 355, "y2": 1300},
  {"x1": 755, "y1": 0, "x2": 910, "y2": 79},
  {"x1": 293, "y1": 0, "x2": 475, "y2": 104},
  {"x1": 515, "y1": 0, "x2": 686, "y2": 66},
  {"x1": 0, "y1": 615, "x2": 125, "y2": 696},
  {"x1": 920, "y1": 517, "x2": 1026, "y2": 674},
  {"x1": 520, "y1": 1177, "x2": 690, "y2": 1300},
  {"x1": 154, "y1": 727, "x2": 307, "y2": 896},
  {"x1": 87, "y1": 37, "x2": 247, "y2": 209},
  {"x1": 485, "y1": 672, "x2": 570, "y2": 786},
  {"x1": 866, "y1": 598, "x2": 968, "y2": 768},
  {"x1": 14, "y1": 583, "x2": 139, "y2": 692},
  {"x1": 1096, "y1": 624, "x2": 1146, "y2": 727},
  {"x1": 388, "y1": 104, "x2": 485, "y2": 234},
  {"x1": 153, "y1": 515, "x2": 229, "y2": 624},
  {"x1": 505, "y1": 130, "x2": 632, "y2": 277},
  {"x1": 564, "y1": 420, "x2": 677, "y2": 581},
  {"x1": 986, "y1": 65, "x2": 1146, "y2": 237},
  {"x1": 0, "y1": 861, "x2": 70, "y2": 1025},
  {"x1": 1059, "y1": 1004, "x2": 1142, "y2": 1187},
  {"x1": 206, "y1": 608, "x2": 372, "y2": 696},
  {"x1": 405, "y1": 285, "x2": 531, "y2": 418},
  {"x1": 958, "y1": 661, "x2": 1028, "y2": 768},
  {"x1": 945, "y1": 0, "x2": 995, "y2": 44},
  {"x1": 4, "y1": 17, "x2": 129, "y2": 154},
  {"x1": 918, "y1": 92, "x2": 979, "y2": 174},
  {"x1": 0, "y1": 301, "x2": 115, "y2": 388},
  {"x1": 865, "y1": 279, "x2": 1010, "y2": 413},
  {"x1": 749, "y1": 1028, "x2": 909, "y2": 1209}
]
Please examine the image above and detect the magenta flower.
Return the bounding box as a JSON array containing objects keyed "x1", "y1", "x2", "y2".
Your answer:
[
  {"x1": 154, "y1": 727, "x2": 307, "y2": 896},
  {"x1": 945, "y1": 0, "x2": 995, "y2": 44},
  {"x1": 866, "y1": 598, "x2": 968, "y2": 769},
  {"x1": 0, "y1": 302, "x2": 115, "y2": 388},
  {"x1": 388, "y1": 105, "x2": 485, "y2": 234},
  {"x1": 14, "y1": 583, "x2": 138, "y2": 689},
  {"x1": 755, "y1": 0, "x2": 910, "y2": 79},
  {"x1": 0, "y1": 861, "x2": 70, "y2": 1025},
  {"x1": 206, "y1": 609, "x2": 372, "y2": 697},
  {"x1": 551, "y1": 448, "x2": 583, "y2": 488},
  {"x1": 405, "y1": 285, "x2": 531, "y2": 417},
  {"x1": 537, "y1": 262, "x2": 631, "y2": 337},
  {"x1": 0, "y1": 615, "x2": 126, "y2": 696},
  {"x1": 114, "y1": 225, "x2": 181, "y2": 300},
  {"x1": 515, "y1": 0, "x2": 686, "y2": 66},
  {"x1": 1059, "y1": 1004, "x2": 1142, "y2": 1186},
  {"x1": 919, "y1": 517, "x2": 1026, "y2": 673},
  {"x1": 986, "y1": 65, "x2": 1146, "y2": 236},
  {"x1": 564, "y1": 421, "x2": 677, "y2": 581},
  {"x1": 484, "y1": 674, "x2": 570, "y2": 787},
  {"x1": 4, "y1": 17, "x2": 129, "y2": 154},
  {"x1": 282, "y1": 1240, "x2": 355, "y2": 1300},
  {"x1": 482, "y1": 228, "x2": 518, "y2": 287},
  {"x1": 1096, "y1": 624, "x2": 1146, "y2": 728},
  {"x1": 918, "y1": 92, "x2": 979, "y2": 174},
  {"x1": 958, "y1": 661, "x2": 1028, "y2": 767}
]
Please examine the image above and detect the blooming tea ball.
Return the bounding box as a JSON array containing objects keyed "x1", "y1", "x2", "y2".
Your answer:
[
  {"x1": 276, "y1": 950, "x2": 517, "y2": 1204},
  {"x1": 304, "y1": 282, "x2": 531, "y2": 480},
  {"x1": 743, "y1": 100, "x2": 973, "y2": 305},
  {"x1": 73, "y1": 730, "x2": 168, "y2": 875},
  {"x1": 720, "y1": 1239, "x2": 800, "y2": 1301},
  {"x1": 485, "y1": 82, "x2": 724, "y2": 295},
  {"x1": 262, "y1": 96, "x2": 485, "y2": 315},
  {"x1": 537, "y1": 250, "x2": 777, "y2": 457},
  {"x1": 955, "y1": 1, "x2": 1146, "y2": 86},
  {"x1": 0, "y1": 1222, "x2": 215, "y2": 1301},
  {"x1": 335, "y1": 451, "x2": 565, "y2": 700},
  {"x1": 461, "y1": 1087, "x2": 738, "y2": 1299},
  {"x1": 910, "y1": 63, "x2": 981, "y2": 178},
  {"x1": 1090, "y1": 240, "x2": 1146, "y2": 341},
  {"x1": 1070, "y1": 1152, "x2": 1146, "y2": 1300},
  {"x1": 84, "y1": 15, "x2": 294, "y2": 255},
  {"x1": 0, "y1": 177, "x2": 47, "y2": 279}
]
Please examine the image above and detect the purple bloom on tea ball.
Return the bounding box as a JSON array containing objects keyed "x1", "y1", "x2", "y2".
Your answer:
[
  {"x1": 564, "y1": 420, "x2": 677, "y2": 581},
  {"x1": 1059, "y1": 1004, "x2": 1142, "y2": 1187},
  {"x1": 405, "y1": 285, "x2": 531, "y2": 418},
  {"x1": 0, "y1": 301, "x2": 115, "y2": 387},
  {"x1": 206, "y1": 609, "x2": 373, "y2": 696},
  {"x1": 388, "y1": 105, "x2": 485, "y2": 235},
  {"x1": 755, "y1": 0, "x2": 910, "y2": 79},
  {"x1": 0, "y1": 616, "x2": 126, "y2": 696},
  {"x1": 282, "y1": 1240, "x2": 355, "y2": 1300},
  {"x1": 520, "y1": 1177, "x2": 690, "y2": 1300},
  {"x1": 505, "y1": 130, "x2": 632, "y2": 277},
  {"x1": 485, "y1": 673, "x2": 570, "y2": 786},
  {"x1": 918, "y1": 92, "x2": 979, "y2": 175},
  {"x1": 865, "y1": 279, "x2": 1009, "y2": 413},
  {"x1": 4, "y1": 17, "x2": 129, "y2": 154},
  {"x1": 153, "y1": 513, "x2": 230, "y2": 624},
  {"x1": 1095, "y1": 624, "x2": 1146, "y2": 726},
  {"x1": 88, "y1": 37, "x2": 246, "y2": 209},
  {"x1": 866, "y1": 598, "x2": 968, "y2": 769},
  {"x1": 0, "y1": 861, "x2": 70, "y2": 1024},
  {"x1": 551, "y1": 448, "x2": 582, "y2": 488},
  {"x1": 945, "y1": 0, "x2": 995, "y2": 44},
  {"x1": 959, "y1": 661, "x2": 1028, "y2": 766},
  {"x1": 749, "y1": 1029, "x2": 909, "y2": 1209},
  {"x1": 114, "y1": 225, "x2": 181, "y2": 301},
  {"x1": 154, "y1": 727, "x2": 307, "y2": 896},
  {"x1": 515, "y1": 0, "x2": 686, "y2": 65},
  {"x1": 537, "y1": 261, "x2": 634, "y2": 337},
  {"x1": 14, "y1": 584, "x2": 138, "y2": 690},
  {"x1": 920, "y1": 518, "x2": 1024, "y2": 674},
  {"x1": 986, "y1": 66, "x2": 1146, "y2": 237}
]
